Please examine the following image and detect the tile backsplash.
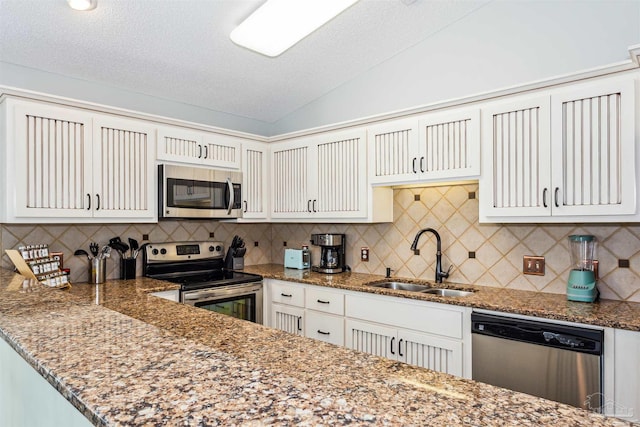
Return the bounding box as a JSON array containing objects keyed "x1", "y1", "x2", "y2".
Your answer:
[{"x1": 2, "y1": 184, "x2": 640, "y2": 302}]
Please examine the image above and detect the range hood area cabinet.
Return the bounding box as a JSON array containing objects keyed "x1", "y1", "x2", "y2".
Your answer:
[
  {"x1": 156, "y1": 125, "x2": 241, "y2": 170},
  {"x1": 0, "y1": 98, "x2": 156, "y2": 223},
  {"x1": 368, "y1": 108, "x2": 481, "y2": 186},
  {"x1": 479, "y1": 74, "x2": 638, "y2": 223},
  {"x1": 240, "y1": 141, "x2": 269, "y2": 220},
  {"x1": 269, "y1": 128, "x2": 393, "y2": 223}
]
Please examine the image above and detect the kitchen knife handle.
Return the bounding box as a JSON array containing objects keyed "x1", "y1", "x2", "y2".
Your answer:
[
  {"x1": 390, "y1": 337, "x2": 396, "y2": 355},
  {"x1": 543, "y1": 188, "x2": 548, "y2": 208},
  {"x1": 226, "y1": 178, "x2": 234, "y2": 215},
  {"x1": 398, "y1": 339, "x2": 404, "y2": 357},
  {"x1": 86, "y1": 194, "x2": 91, "y2": 210},
  {"x1": 95, "y1": 194, "x2": 100, "y2": 211}
]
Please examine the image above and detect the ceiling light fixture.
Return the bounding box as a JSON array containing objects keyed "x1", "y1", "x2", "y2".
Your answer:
[
  {"x1": 67, "y1": 0, "x2": 97, "y2": 11},
  {"x1": 230, "y1": 0, "x2": 359, "y2": 57}
]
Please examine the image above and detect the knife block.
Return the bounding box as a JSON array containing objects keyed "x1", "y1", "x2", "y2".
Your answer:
[{"x1": 224, "y1": 249, "x2": 244, "y2": 270}]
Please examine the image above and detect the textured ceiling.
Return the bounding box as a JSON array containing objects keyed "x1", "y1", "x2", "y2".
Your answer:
[{"x1": 0, "y1": 0, "x2": 490, "y2": 124}]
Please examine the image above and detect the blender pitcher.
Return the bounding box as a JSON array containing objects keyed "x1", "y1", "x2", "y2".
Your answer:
[{"x1": 566, "y1": 235, "x2": 598, "y2": 302}]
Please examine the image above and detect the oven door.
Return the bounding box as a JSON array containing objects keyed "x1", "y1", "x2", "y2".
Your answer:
[{"x1": 181, "y1": 282, "x2": 263, "y2": 324}]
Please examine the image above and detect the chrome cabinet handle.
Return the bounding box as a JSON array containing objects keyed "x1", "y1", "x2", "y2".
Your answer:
[
  {"x1": 87, "y1": 194, "x2": 91, "y2": 210},
  {"x1": 226, "y1": 177, "x2": 234, "y2": 215},
  {"x1": 96, "y1": 194, "x2": 100, "y2": 210}
]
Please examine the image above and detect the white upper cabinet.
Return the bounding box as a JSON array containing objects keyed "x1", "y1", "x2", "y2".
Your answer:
[
  {"x1": 369, "y1": 108, "x2": 480, "y2": 186},
  {"x1": 241, "y1": 141, "x2": 269, "y2": 220},
  {"x1": 270, "y1": 128, "x2": 388, "y2": 222},
  {"x1": 2, "y1": 98, "x2": 156, "y2": 222},
  {"x1": 157, "y1": 125, "x2": 241, "y2": 169},
  {"x1": 480, "y1": 75, "x2": 638, "y2": 223}
]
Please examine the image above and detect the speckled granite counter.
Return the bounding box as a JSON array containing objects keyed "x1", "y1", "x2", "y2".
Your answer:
[
  {"x1": 0, "y1": 268, "x2": 634, "y2": 426},
  {"x1": 243, "y1": 264, "x2": 640, "y2": 332}
]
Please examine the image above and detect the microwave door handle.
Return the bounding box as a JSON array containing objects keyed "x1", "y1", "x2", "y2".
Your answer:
[{"x1": 226, "y1": 177, "x2": 234, "y2": 215}]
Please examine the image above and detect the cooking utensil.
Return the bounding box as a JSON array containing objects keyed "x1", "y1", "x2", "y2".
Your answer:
[
  {"x1": 128, "y1": 238, "x2": 140, "y2": 259},
  {"x1": 74, "y1": 249, "x2": 91, "y2": 261},
  {"x1": 100, "y1": 245, "x2": 111, "y2": 259},
  {"x1": 89, "y1": 242, "x2": 99, "y2": 257}
]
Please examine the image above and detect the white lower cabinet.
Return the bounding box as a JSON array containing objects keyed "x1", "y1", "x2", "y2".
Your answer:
[
  {"x1": 264, "y1": 279, "x2": 470, "y2": 378},
  {"x1": 345, "y1": 293, "x2": 469, "y2": 377},
  {"x1": 604, "y1": 327, "x2": 640, "y2": 422},
  {"x1": 305, "y1": 311, "x2": 344, "y2": 346},
  {"x1": 271, "y1": 304, "x2": 304, "y2": 336}
]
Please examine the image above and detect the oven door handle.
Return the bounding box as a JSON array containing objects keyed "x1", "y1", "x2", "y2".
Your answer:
[
  {"x1": 226, "y1": 177, "x2": 234, "y2": 215},
  {"x1": 183, "y1": 283, "x2": 262, "y2": 301}
]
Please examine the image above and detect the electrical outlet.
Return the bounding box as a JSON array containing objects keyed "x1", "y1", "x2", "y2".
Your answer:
[
  {"x1": 523, "y1": 255, "x2": 545, "y2": 275},
  {"x1": 361, "y1": 247, "x2": 369, "y2": 262}
]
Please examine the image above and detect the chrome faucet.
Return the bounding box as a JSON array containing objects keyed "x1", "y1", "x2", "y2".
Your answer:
[{"x1": 410, "y1": 228, "x2": 451, "y2": 283}]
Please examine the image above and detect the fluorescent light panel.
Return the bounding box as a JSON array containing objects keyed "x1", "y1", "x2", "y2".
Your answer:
[{"x1": 231, "y1": 0, "x2": 359, "y2": 57}]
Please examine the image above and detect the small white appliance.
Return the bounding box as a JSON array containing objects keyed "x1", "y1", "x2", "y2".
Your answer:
[{"x1": 284, "y1": 248, "x2": 310, "y2": 269}]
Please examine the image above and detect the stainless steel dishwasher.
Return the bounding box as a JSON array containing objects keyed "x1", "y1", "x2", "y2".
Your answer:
[{"x1": 471, "y1": 312, "x2": 603, "y2": 412}]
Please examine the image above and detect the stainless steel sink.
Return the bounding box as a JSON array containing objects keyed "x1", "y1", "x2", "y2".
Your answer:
[
  {"x1": 368, "y1": 281, "x2": 431, "y2": 292},
  {"x1": 422, "y1": 288, "x2": 474, "y2": 297}
]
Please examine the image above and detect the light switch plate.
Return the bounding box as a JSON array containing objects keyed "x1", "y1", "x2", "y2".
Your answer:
[{"x1": 523, "y1": 255, "x2": 545, "y2": 275}]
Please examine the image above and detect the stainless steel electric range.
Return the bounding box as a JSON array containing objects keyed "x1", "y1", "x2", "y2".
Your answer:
[{"x1": 142, "y1": 241, "x2": 263, "y2": 324}]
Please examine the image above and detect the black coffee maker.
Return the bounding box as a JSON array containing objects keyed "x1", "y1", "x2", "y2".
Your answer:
[{"x1": 310, "y1": 233, "x2": 347, "y2": 274}]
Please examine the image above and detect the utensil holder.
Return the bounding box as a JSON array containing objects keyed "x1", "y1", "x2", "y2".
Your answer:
[
  {"x1": 120, "y1": 258, "x2": 136, "y2": 280},
  {"x1": 90, "y1": 258, "x2": 107, "y2": 284}
]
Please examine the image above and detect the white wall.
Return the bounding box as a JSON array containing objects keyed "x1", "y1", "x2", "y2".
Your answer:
[
  {"x1": 0, "y1": 61, "x2": 274, "y2": 136},
  {"x1": 271, "y1": 0, "x2": 640, "y2": 135}
]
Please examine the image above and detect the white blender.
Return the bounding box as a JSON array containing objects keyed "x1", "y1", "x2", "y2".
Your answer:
[{"x1": 566, "y1": 235, "x2": 598, "y2": 303}]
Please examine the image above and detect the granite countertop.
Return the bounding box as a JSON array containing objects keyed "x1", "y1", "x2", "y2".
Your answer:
[
  {"x1": 0, "y1": 268, "x2": 634, "y2": 426},
  {"x1": 243, "y1": 264, "x2": 640, "y2": 332}
]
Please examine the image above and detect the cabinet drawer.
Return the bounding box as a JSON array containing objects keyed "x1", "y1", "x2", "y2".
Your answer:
[
  {"x1": 305, "y1": 287, "x2": 344, "y2": 315},
  {"x1": 270, "y1": 280, "x2": 305, "y2": 307},
  {"x1": 345, "y1": 294, "x2": 463, "y2": 339},
  {"x1": 305, "y1": 311, "x2": 344, "y2": 346}
]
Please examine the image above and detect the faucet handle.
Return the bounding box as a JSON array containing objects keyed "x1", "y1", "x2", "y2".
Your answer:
[
  {"x1": 385, "y1": 267, "x2": 394, "y2": 278},
  {"x1": 441, "y1": 264, "x2": 453, "y2": 279}
]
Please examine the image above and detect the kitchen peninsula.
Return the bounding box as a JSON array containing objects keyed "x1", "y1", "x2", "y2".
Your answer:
[{"x1": 0, "y1": 268, "x2": 633, "y2": 426}]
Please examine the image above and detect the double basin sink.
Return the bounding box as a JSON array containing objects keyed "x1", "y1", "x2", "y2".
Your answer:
[{"x1": 367, "y1": 281, "x2": 474, "y2": 297}]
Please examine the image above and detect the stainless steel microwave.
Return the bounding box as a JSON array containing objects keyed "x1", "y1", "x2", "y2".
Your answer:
[{"x1": 158, "y1": 164, "x2": 243, "y2": 219}]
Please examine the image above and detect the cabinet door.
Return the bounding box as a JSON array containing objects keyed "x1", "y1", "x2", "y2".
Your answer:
[
  {"x1": 271, "y1": 304, "x2": 304, "y2": 336},
  {"x1": 305, "y1": 311, "x2": 344, "y2": 346},
  {"x1": 241, "y1": 142, "x2": 269, "y2": 219},
  {"x1": 12, "y1": 101, "x2": 93, "y2": 218},
  {"x1": 314, "y1": 129, "x2": 367, "y2": 218},
  {"x1": 345, "y1": 318, "x2": 397, "y2": 360},
  {"x1": 550, "y1": 77, "x2": 636, "y2": 217},
  {"x1": 398, "y1": 329, "x2": 463, "y2": 376},
  {"x1": 270, "y1": 139, "x2": 313, "y2": 218},
  {"x1": 479, "y1": 96, "x2": 552, "y2": 219},
  {"x1": 201, "y1": 133, "x2": 241, "y2": 169},
  {"x1": 92, "y1": 115, "x2": 156, "y2": 219},
  {"x1": 157, "y1": 126, "x2": 204, "y2": 164},
  {"x1": 608, "y1": 328, "x2": 640, "y2": 422},
  {"x1": 368, "y1": 118, "x2": 420, "y2": 185},
  {"x1": 417, "y1": 108, "x2": 480, "y2": 180}
]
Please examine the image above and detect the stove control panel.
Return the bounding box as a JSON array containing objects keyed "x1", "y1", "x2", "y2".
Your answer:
[{"x1": 145, "y1": 241, "x2": 225, "y2": 262}]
